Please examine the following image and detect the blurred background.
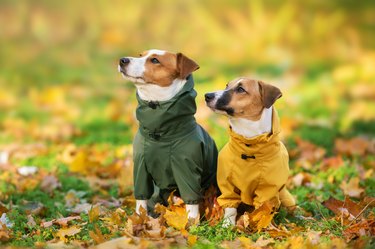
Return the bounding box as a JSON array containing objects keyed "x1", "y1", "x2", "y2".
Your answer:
[
  {"x1": 0, "y1": 2, "x2": 374, "y2": 246},
  {"x1": 1, "y1": 0, "x2": 374, "y2": 149}
]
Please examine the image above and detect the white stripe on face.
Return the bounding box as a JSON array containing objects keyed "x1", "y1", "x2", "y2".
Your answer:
[{"x1": 125, "y1": 49, "x2": 166, "y2": 79}]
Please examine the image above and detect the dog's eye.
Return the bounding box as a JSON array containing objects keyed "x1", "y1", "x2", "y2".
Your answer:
[
  {"x1": 236, "y1": 86, "x2": 246, "y2": 93},
  {"x1": 150, "y1": 58, "x2": 160, "y2": 64}
]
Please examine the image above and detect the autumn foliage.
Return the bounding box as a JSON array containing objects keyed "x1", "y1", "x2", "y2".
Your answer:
[{"x1": 1, "y1": 0, "x2": 375, "y2": 248}]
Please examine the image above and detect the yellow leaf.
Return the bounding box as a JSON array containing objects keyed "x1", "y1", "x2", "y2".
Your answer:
[
  {"x1": 69, "y1": 150, "x2": 100, "y2": 175},
  {"x1": 164, "y1": 207, "x2": 188, "y2": 230},
  {"x1": 89, "y1": 225, "x2": 106, "y2": 244},
  {"x1": 187, "y1": 234, "x2": 197, "y2": 246},
  {"x1": 251, "y1": 202, "x2": 275, "y2": 232},
  {"x1": 238, "y1": 236, "x2": 252, "y2": 248},
  {"x1": 89, "y1": 205, "x2": 100, "y2": 223},
  {"x1": 55, "y1": 225, "x2": 81, "y2": 241}
]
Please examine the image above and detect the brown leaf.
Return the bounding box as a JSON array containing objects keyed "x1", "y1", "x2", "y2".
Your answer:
[
  {"x1": 292, "y1": 172, "x2": 312, "y2": 187},
  {"x1": 322, "y1": 196, "x2": 362, "y2": 223},
  {"x1": 0, "y1": 204, "x2": 8, "y2": 216},
  {"x1": 335, "y1": 137, "x2": 370, "y2": 157},
  {"x1": 40, "y1": 175, "x2": 61, "y2": 193},
  {"x1": 290, "y1": 138, "x2": 326, "y2": 169},
  {"x1": 0, "y1": 228, "x2": 10, "y2": 242},
  {"x1": 344, "y1": 219, "x2": 375, "y2": 242},
  {"x1": 320, "y1": 156, "x2": 344, "y2": 170},
  {"x1": 41, "y1": 216, "x2": 81, "y2": 228}
]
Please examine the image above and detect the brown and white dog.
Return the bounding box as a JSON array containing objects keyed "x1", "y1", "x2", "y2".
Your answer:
[
  {"x1": 118, "y1": 49, "x2": 218, "y2": 220},
  {"x1": 205, "y1": 77, "x2": 295, "y2": 225}
]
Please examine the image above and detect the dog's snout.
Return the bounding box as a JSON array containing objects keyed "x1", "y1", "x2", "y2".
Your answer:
[
  {"x1": 119, "y1": 57, "x2": 130, "y2": 66},
  {"x1": 205, "y1": 93, "x2": 215, "y2": 102}
]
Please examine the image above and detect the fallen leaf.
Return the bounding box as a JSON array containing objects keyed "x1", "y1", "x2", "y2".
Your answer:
[
  {"x1": 292, "y1": 172, "x2": 312, "y2": 186},
  {"x1": 240, "y1": 200, "x2": 277, "y2": 232},
  {"x1": 340, "y1": 177, "x2": 364, "y2": 198},
  {"x1": 27, "y1": 215, "x2": 36, "y2": 227},
  {"x1": 164, "y1": 207, "x2": 188, "y2": 230},
  {"x1": 89, "y1": 225, "x2": 106, "y2": 244},
  {"x1": 55, "y1": 225, "x2": 81, "y2": 241},
  {"x1": 0, "y1": 204, "x2": 8, "y2": 216},
  {"x1": 187, "y1": 234, "x2": 197, "y2": 246},
  {"x1": 306, "y1": 230, "x2": 321, "y2": 245},
  {"x1": 41, "y1": 216, "x2": 81, "y2": 228},
  {"x1": 40, "y1": 175, "x2": 61, "y2": 193},
  {"x1": 335, "y1": 137, "x2": 370, "y2": 157},
  {"x1": 344, "y1": 218, "x2": 375, "y2": 242},
  {"x1": 89, "y1": 205, "x2": 100, "y2": 223},
  {"x1": 322, "y1": 196, "x2": 363, "y2": 224},
  {"x1": 0, "y1": 228, "x2": 10, "y2": 242}
]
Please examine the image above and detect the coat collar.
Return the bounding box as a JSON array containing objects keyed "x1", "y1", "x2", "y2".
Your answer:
[{"x1": 227, "y1": 108, "x2": 281, "y2": 157}]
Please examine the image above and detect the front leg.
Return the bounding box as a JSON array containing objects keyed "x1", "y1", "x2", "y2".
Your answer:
[
  {"x1": 136, "y1": 200, "x2": 148, "y2": 215},
  {"x1": 223, "y1": 207, "x2": 237, "y2": 226},
  {"x1": 186, "y1": 204, "x2": 199, "y2": 220}
]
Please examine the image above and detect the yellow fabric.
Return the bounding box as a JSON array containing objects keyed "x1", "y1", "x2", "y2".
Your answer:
[{"x1": 217, "y1": 108, "x2": 295, "y2": 209}]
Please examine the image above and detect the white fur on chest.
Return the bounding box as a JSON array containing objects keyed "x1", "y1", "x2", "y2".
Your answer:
[
  {"x1": 229, "y1": 107, "x2": 272, "y2": 138},
  {"x1": 135, "y1": 78, "x2": 187, "y2": 101}
]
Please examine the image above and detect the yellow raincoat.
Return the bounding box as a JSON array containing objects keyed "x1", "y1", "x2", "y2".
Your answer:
[{"x1": 217, "y1": 108, "x2": 295, "y2": 209}]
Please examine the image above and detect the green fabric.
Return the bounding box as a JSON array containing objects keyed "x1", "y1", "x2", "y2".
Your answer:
[{"x1": 133, "y1": 75, "x2": 218, "y2": 204}]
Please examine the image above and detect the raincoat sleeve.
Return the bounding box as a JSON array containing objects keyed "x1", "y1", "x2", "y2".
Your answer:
[{"x1": 217, "y1": 144, "x2": 242, "y2": 208}]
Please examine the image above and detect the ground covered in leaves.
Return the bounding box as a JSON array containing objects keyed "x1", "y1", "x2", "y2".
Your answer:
[{"x1": 0, "y1": 75, "x2": 374, "y2": 249}]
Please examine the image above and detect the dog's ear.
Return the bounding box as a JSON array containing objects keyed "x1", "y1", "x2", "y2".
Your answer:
[
  {"x1": 176, "y1": 53, "x2": 199, "y2": 79},
  {"x1": 258, "y1": 81, "x2": 282, "y2": 108}
]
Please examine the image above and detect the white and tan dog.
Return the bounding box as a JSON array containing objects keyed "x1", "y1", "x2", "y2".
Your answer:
[
  {"x1": 205, "y1": 77, "x2": 295, "y2": 225},
  {"x1": 118, "y1": 49, "x2": 218, "y2": 220}
]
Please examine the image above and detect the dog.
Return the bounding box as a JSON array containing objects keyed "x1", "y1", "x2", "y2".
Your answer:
[
  {"x1": 205, "y1": 77, "x2": 295, "y2": 225},
  {"x1": 118, "y1": 49, "x2": 218, "y2": 220}
]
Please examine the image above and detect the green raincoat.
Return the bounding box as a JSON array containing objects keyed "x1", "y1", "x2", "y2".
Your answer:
[{"x1": 133, "y1": 75, "x2": 218, "y2": 205}]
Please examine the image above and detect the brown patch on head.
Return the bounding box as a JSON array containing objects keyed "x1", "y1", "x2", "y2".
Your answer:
[
  {"x1": 142, "y1": 51, "x2": 199, "y2": 87},
  {"x1": 217, "y1": 77, "x2": 282, "y2": 121},
  {"x1": 143, "y1": 51, "x2": 179, "y2": 87}
]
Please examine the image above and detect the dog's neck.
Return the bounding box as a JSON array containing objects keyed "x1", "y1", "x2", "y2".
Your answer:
[
  {"x1": 229, "y1": 107, "x2": 272, "y2": 139},
  {"x1": 135, "y1": 78, "x2": 187, "y2": 102}
]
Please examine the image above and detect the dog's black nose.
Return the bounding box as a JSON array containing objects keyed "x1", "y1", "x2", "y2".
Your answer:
[
  {"x1": 205, "y1": 93, "x2": 215, "y2": 102},
  {"x1": 119, "y1": 57, "x2": 130, "y2": 66}
]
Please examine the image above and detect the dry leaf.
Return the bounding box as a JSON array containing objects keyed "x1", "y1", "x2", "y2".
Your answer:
[
  {"x1": 164, "y1": 207, "x2": 188, "y2": 231},
  {"x1": 240, "y1": 200, "x2": 277, "y2": 232},
  {"x1": 40, "y1": 175, "x2": 61, "y2": 193},
  {"x1": 187, "y1": 234, "x2": 197, "y2": 246},
  {"x1": 41, "y1": 216, "x2": 81, "y2": 228},
  {"x1": 55, "y1": 225, "x2": 81, "y2": 241},
  {"x1": 335, "y1": 137, "x2": 370, "y2": 157},
  {"x1": 344, "y1": 219, "x2": 375, "y2": 242},
  {"x1": 340, "y1": 177, "x2": 364, "y2": 198},
  {"x1": 322, "y1": 196, "x2": 363, "y2": 224},
  {"x1": 89, "y1": 225, "x2": 106, "y2": 244},
  {"x1": 89, "y1": 205, "x2": 101, "y2": 223}
]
